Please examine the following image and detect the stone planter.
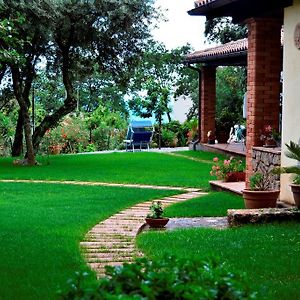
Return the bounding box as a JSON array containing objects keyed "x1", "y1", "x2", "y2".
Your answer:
[
  {"x1": 242, "y1": 189, "x2": 280, "y2": 209},
  {"x1": 290, "y1": 184, "x2": 300, "y2": 208},
  {"x1": 145, "y1": 218, "x2": 169, "y2": 228}
]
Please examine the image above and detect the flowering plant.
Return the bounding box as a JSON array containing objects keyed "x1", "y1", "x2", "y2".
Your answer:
[
  {"x1": 260, "y1": 125, "x2": 280, "y2": 145},
  {"x1": 210, "y1": 156, "x2": 245, "y2": 180}
]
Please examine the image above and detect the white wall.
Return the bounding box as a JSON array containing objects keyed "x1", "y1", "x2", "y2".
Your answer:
[
  {"x1": 281, "y1": 0, "x2": 300, "y2": 203},
  {"x1": 172, "y1": 95, "x2": 193, "y2": 124}
]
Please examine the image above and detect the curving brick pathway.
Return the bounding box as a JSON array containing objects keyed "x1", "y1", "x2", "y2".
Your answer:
[
  {"x1": 80, "y1": 189, "x2": 206, "y2": 276},
  {"x1": 1, "y1": 179, "x2": 211, "y2": 277}
]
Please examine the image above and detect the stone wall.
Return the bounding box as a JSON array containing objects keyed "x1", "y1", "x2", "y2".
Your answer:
[{"x1": 252, "y1": 147, "x2": 281, "y2": 189}]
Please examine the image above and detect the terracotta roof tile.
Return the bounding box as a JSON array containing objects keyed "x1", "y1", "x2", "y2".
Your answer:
[
  {"x1": 186, "y1": 38, "x2": 248, "y2": 62},
  {"x1": 194, "y1": 0, "x2": 218, "y2": 8}
]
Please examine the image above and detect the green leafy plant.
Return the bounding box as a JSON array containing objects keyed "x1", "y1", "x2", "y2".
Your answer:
[
  {"x1": 147, "y1": 201, "x2": 164, "y2": 219},
  {"x1": 249, "y1": 172, "x2": 272, "y2": 191},
  {"x1": 274, "y1": 141, "x2": 300, "y2": 184},
  {"x1": 59, "y1": 256, "x2": 256, "y2": 300}
]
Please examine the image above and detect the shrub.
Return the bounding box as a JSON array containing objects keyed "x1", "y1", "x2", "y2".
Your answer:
[
  {"x1": 161, "y1": 129, "x2": 177, "y2": 147},
  {"x1": 59, "y1": 256, "x2": 256, "y2": 299}
]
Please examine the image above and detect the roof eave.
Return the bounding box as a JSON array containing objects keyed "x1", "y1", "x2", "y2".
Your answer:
[{"x1": 184, "y1": 50, "x2": 247, "y2": 66}]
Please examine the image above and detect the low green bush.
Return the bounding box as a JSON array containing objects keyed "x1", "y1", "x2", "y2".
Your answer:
[{"x1": 59, "y1": 256, "x2": 256, "y2": 299}]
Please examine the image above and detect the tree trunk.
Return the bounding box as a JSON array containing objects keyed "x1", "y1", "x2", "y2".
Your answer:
[
  {"x1": 12, "y1": 110, "x2": 24, "y2": 157},
  {"x1": 11, "y1": 66, "x2": 36, "y2": 165},
  {"x1": 22, "y1": 107, "x2": 36, "y2": 165},
  {"x1": 32, "y1": 45, "x2": 77, "y2": 151},
  {"x1": 158, "y1": 115, "x2": 162, "y2": 150}
]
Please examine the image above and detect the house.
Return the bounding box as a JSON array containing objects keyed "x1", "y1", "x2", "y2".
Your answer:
[{"x1": 186, "y1": 0, "x2": 300, "y2": 205}]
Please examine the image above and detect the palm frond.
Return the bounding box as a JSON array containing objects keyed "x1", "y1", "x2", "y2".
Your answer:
[
  {"x1": 285, "y1": 141, "x2": 300, "y2": 162},
  {"x1": 281, "y1": 166, "x2": 300, "y2": 175}
]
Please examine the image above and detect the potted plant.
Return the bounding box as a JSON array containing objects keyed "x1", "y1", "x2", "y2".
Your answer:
[
  {"x1": 274, "y1": 141, "x2": 300, "y2": 208},
  {"x1": 210, "y1": 156, "x2": 245, "y2": 182},
  {"x1": 145, "y1": 201, "x2": 169, "y2": 228},
  {"x1": 242, "y1": 172, "x2": 280, "y2": 209},
  {"x1": 260, "y1": 125, "x2": 280, "y2": 147}
]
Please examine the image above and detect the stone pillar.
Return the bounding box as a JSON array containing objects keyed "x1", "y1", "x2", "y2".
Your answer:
[
  {"x1": 200, "y1": 66, "x2": 216, "y2": 143},
  {"x1": 245, "y1": 18, "x2": 282, "y2": 186}
]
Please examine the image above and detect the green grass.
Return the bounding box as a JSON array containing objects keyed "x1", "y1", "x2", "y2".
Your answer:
[
  {"x1": 0, "y1": 182, "x2": 178, "y2": 300},
  {"x1": 0, "y1": 152, "x2": 215, "y2": 189},
  {"x1": 175, "y1": 150, "x2": 229, "y2": 161},
  {"x1": 137, "y1": 223, "x2": 300, "y2": 300},
  {"x1": 164, "y1": 192, "x2": 245, "y2": 217}
]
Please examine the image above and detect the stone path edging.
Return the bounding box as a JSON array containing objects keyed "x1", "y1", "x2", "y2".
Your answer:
[
  {"x1": 80, "y1": 190, "x2": 206, "y2": 276},
  {"x1": 0, "y1": 179, "x2": 198, "y2": 192}
]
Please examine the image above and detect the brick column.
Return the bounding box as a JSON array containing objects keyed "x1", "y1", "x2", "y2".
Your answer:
[
  {"x1": 245, "y1": 18, "x2": 282, "y2": 186},
  {"x1": 199, "y1": 66, "x2": 216, "y2": 143}
]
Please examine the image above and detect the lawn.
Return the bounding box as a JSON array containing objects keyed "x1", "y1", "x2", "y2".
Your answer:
[
  {"x1": 1, "y1": 150, "x2": 298, "y2": 300},
  {"x1": 0, "y1": 182, "x2": 178, "y2": 300},
  {"x1": 164, "y1": 191, "x2": 245, "y2": 217},
  {"x1": 0, "y1": 151, "x2": 223, "y2": 190},
  {"x1": 137, "y1": 223, "x2": 300, "y2": 300}
]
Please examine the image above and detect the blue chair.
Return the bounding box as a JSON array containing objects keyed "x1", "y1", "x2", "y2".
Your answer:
[{"x1": 124, "y1": 120, "x2": 154, "y2": 151}]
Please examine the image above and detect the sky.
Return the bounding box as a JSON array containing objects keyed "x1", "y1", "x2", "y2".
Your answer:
[{"x1": 152, "y1": 0, "x2": 207, "y2": 51}]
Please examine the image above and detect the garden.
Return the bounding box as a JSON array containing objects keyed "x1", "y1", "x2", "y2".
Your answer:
[{"x1": 0, "y1": 151, "x2": 300, "y2": 299}]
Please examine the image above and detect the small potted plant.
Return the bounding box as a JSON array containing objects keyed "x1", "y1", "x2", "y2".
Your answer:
[
  {"x1": 210, "y1": 157, "x2": 245, "y2": 182},
  {"x1": 145, "y1": 201, "x2": 169, "y2": 228},
  {"x1": 274, "y1": 141, "x2": 300, "y2": 208},
  {"x1": 260, "y1": 125, "x2": 280, "y2": 147},
  {"x1": 242, "y1": 172, "x2": 280, "y2": 209}
]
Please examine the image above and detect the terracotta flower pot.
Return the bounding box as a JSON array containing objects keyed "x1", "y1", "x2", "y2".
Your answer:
[
  {"x1": 242, "y1": 189, "x2": 280, "y2": 209},
  {"x1": 145, "y1": 218, "x2": 169, "y2": 228},
  {"x1": 290, "y1": 184, "x2": 300, "y2": 208},
  {"x1": 224, "y1": 171, "x2": 246, "y2": 182}
]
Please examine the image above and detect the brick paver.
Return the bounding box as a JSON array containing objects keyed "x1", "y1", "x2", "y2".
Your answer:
[{"x1": 80, "y1": 190, "x2": 205, "y2": 276}]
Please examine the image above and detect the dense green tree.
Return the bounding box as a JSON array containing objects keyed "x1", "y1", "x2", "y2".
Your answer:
[
  {"x1": 205, "y1": 17, "x2": 247, "y2": 44},
  {"x1": 128, "y1": 42, "x2": 191, "y2": 148},
  {"x1": 0, "y1": 0, "x2": 158, "y2": 163}
]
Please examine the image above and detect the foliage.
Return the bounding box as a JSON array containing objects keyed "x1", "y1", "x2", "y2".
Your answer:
[
  {"x1": 204, "y1": 17, "x2": 247, "y2": 44},
  {"x1": 216, "y1": 107, "x2": 238, "y2": 134},
  {"x1": 0, "y1": 14, "x2": 26, "y2": 66},
  {"x1": 216, "y1": 66, "x2": 247, "y2": 120},
  {"x1": 151, "y1": 119, "x2": 197, "y2": 148},
  {"x1": 274, "y1": 141, "x2": 300, "y2": 184},
  {"x1": 249, "y1": 172, "x2": 272, "y2": 191},
  {"x1": 85, "y1": 103, "x2": 127, "y2": 151},
  {"x1": 147, "y1": 201, "x2": 164, "y2": 218},
  {"x1": 161, "y1": 129, "x2": 177, "y2": 147},
  {"x1": 260, "y1": 125, "x2": 280, "y2": 144},
  {"x1": 137, "y1": 223, "x2": 300, "y2": 300},
  {"x1": 41, "y1": 116, "x2": 90, "y2": 154},
  {"x1": 0, "y1": 0, "x2": 159, "y2": 160},
  {"x1": 128, "y1": 42, "x2": 192, "y2": 148},
  {"x1": 60, "y1": 255, "x2": 255, "y2": 300},
  {"x1": 40, "y1": 110, "x2": 127, "y2": 154},
  {"x1": 184, "y1": 118, "x2": 198, "y2": 143},
  {"x1": 0, "y1": 110, "x2": 15, "y2": 156},
  {"x1": 210, "y1": 156, "x2": 245, "y2": 180}
]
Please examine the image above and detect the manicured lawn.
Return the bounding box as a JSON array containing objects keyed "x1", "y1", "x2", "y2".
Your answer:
[
  {"x1": 0, "y1": 182, "x2": 178, "y2": 300},
  {"x1": 164, "y1": 192, "x2": 245, "y2": 217},
  {"x1": 0, "y1": 151, "x2": 220, "y2": 189},
  {"x1": 137, "y1": 223, "x2": 300, "y2": 300},
  {"x1": 176, "y1": 150, "x2": 229, "y2": 161}
]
